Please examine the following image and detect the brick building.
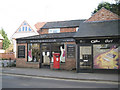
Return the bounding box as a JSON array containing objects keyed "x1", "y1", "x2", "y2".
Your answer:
[
  {"x1": 16, "y1": 19, "x2": 85, "y2": 70},
  {"x1": 16, "y1": 8, "x2": 120, "y2": 72}
]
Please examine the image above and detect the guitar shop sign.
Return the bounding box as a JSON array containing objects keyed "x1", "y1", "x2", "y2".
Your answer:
[{"x1": 79, "y1": 38, "x2": 118, "y2": 44}]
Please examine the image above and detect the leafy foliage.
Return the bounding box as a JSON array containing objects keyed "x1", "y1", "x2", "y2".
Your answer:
[
  {"x1": 0, "y1": 28, "x2": 11, "y2": 50},
  {"x1": 92, "y1": 1, "x2": 120, "y2": 16}
]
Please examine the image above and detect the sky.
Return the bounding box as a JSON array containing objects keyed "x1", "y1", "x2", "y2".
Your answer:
[{"x1": 0, "y1": 0, "x2": 115, "y2": 39}]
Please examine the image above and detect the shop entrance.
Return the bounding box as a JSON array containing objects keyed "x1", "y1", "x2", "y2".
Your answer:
[
  {"x1": 41, "y1": 43, "x2": 51, "y2": 68},
  {"x1": 40, "y1": 43, "x2": 65, "y2": 69},
  {"x1": 78, "y1": 45, "x2": 93, "y2": 72}
]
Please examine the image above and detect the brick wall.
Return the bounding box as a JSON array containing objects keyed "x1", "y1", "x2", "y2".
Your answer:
[
  {"x1": 16, "y1": 43, "x2": 39, "y2": 68},
  {"x1": 86, "y1": 7, "x2": 120, "y2": 22},
  {"x1": 40, "y1": 27, "x2": 76, "y2": 34},
  {"x1": 64, "y1": 42, "x2": 76, "y2": 70},
  {"x1": 0, "y1": 53, "x2": 15, "y2": 60},
  {"x1": 60, "y1": 27, "x2": 76, "y2": 33},
  {"x1": 40, "y1": 29, "x2": 48, "y2": 34}
]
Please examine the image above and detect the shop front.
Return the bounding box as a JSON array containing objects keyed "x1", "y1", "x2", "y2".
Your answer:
[
  {"x1": 75, "y1": 38, "x2": 120, "y2": 73},
  {"x1": 74, "y1": 19, "x2": 120, "y2": 73},
  {"x1": 16, "y1": 32, "x2": 76, "y2": 70}
]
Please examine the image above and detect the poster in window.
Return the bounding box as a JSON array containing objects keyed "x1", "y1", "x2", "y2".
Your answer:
[
  {"x1": 94, "y1": 45, "x2": 120, "y2": 69},
  {"x1": 67, "y1": 44, "x2": 75, "y2": 58}
]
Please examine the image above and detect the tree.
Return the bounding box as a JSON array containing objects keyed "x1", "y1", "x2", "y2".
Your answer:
[
  {"x1": 92, "y1": 1, "x2": 120, "y2": 16},
  {"x1": 0, "y1": 28, "x2": 11, "y2": 50}
]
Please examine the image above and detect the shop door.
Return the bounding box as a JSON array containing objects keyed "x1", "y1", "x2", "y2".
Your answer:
[
  {"x1": 40, "y1": 44, "x2": 51, "y2": 68},
  {"x1": 78, "y1": 45, "x2": 93, "y2": 72}
]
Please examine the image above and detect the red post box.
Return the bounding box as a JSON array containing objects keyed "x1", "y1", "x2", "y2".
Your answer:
[{"x1": 53, "y1": 53, "x2": 60, "y2": 69}]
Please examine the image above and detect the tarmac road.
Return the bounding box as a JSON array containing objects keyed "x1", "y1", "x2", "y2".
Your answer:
[{"x1": 2, "y1": 74, "x2": 119, "y2": 88}]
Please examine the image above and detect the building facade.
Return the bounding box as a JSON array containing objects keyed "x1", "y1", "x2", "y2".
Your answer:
[
  {"x1": 11, "y1": 21, "x2": 39, "y2": 58},
  {"x1": 16, "y1": 8, "x2": 120, "y2": 72},
  {"x1": 16, "y1": 19, "x2": 84, "y2": 70}
]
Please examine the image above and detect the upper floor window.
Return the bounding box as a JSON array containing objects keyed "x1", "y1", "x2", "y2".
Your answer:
[
  {"x1": 19, "y1": 28, "x2": 21, "y2": 32},
  {"x1": 25, "y1": 27, "x2": 27, "y2": 31},
  {"x1": 76, "y1": 27, "x2": 79, "y2": 32},
  {"x1": 22, "y1": 27, "x2": 24, "y2": 31},
  {"x1": 24, "y1": 22, "x2": 27, "y2": 25},
  {"x1": 49, "y1": 28, "x2": 60, "y2": 33},
  {"x1": 29, "y1": 27, "x2": 31, "y2": 31}
]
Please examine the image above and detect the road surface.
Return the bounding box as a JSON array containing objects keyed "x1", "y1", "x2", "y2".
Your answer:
[{"x1": 2, "y1": 74, "x2": 119, "y2": 88}]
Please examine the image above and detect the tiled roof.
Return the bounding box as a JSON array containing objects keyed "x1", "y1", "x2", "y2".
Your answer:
[
  {"x1": 16, "y1": 32, "x2": 76, "y2": 40},
  {"x1": 34, "y1": 22, "x2": 46, "y2": 32},
  {"x1": 74, "y1": 20, "x2": 120, "y2": 37},
  {"x1": 85, "y1": 7, "x2": 120, "y2": 22},
  {"x1": 41, "y1": 19, "x2": 85, "y2": 29}
]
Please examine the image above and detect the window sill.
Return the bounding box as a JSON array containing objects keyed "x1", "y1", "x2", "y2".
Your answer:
[
  {"x1": 50, "y1": 62, "x2": 65, "y2": 64},
  {"x1": 26, "y1": 62, "x2": 39, "y2": 64}
]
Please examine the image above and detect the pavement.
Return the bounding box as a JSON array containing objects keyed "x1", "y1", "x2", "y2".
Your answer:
[{"x1": 1, "y1": 67, "x2": 119, "y2": 82}]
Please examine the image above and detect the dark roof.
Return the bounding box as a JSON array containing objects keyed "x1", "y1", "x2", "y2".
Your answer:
[
  {"x1": 74, "y1": 20, "x2": 120, "y2": 38},
  {"x1": 16, "y1": 32, "x2": 75, "y2": 40},
  {"x1": 41, "y1": 19, "x2": 85, "y2": 29}
]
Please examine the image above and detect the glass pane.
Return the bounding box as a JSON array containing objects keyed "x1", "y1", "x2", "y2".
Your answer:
[
  {"x1": 79, "y1": 46, "x2": 92, "y2": 69},
  {"x1": 80, "y1": 46, "x2": 91, "y2": 59},
  {"x1": 28, "y1": 43, "x2": 40, "y2": 62},
  {"x1": 93, "y1": 44, "x2": 120, "y2": 69}
]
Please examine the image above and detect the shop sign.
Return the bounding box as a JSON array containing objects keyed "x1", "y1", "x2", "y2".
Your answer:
[
  {"x1": 17, "y1": 38, "x2": 75, "y2": 43},
  {"x1": 91, "y1": 40, "x2": 101, "y2": 44},
  {"x1": 79, "y1": 38, "x2": 118, "y2": 44}
]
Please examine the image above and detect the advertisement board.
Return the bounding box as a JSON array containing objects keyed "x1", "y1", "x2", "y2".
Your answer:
[{"x1": 94, "y1": 44, "x2": 120, "y2": 69}]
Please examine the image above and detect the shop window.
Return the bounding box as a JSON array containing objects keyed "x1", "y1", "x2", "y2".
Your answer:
[
  {"x1": 18, "y1": 46, "x2": 25, "y2": 58},
  {"x1": 93, "y1": 44, "x2": 120, "y2": 69},
  {"x1": 48, "y1": 28, "x2": 60, "y2": 33},
  {"x1": 28, "y1": 43, "x2": 40, "y2": 62},
  {"x1": 51, "y1": 43, "x2": 65, "y2": 63}
]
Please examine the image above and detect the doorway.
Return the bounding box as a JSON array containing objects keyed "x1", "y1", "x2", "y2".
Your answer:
[
  {"x1": 41, "y1": 43, "x2": 51, "y2": 68},
  {"x1": 78, "y1": 45, "x2": 93, "y2": 72}
]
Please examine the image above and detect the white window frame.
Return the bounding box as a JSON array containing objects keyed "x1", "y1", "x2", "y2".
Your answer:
[{"x1": 76, "y1": 27, "x2": 79, "y2": 32}]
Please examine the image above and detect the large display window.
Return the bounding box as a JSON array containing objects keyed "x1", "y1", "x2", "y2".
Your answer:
[
  {"x1": 51, "y1": 43, "x2": 65, "y2": 63},
  {"x1": 93, "y1": 44, "x2": 120, "y2": 69},
  {"x1": 28, "y1": 43, "x2": 40, "y2": 62}
]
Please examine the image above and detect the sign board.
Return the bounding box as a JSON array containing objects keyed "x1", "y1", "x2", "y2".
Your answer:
[
  {"x1": 78, "y1": 38, "x2": 119, "y2": 44},
  {"x1": 17, "y1": 38, "x2": 75, "y2": 44},
  {"x1": 18, "y1": 45, "x2": 25, "y2": 58},
  {"x1": 67, "y1": 44, "x2": 75, "y2": 58}
]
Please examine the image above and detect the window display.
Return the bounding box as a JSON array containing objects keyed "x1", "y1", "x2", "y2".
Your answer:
[
  {"x1": 28, "y1": 43, "x2": 40, "y2": 62},
  {"x1": 51, "y1": 43, "x2": 65, "y2": 63},
  {"x1": 93, "y1": 44, "x2": 120, "y2": 69}
]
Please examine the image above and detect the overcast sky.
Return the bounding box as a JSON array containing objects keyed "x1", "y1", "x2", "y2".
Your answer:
[{"x1": 0, "y1": 0, "x2": 115, "y2": 39}]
